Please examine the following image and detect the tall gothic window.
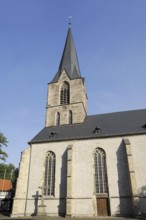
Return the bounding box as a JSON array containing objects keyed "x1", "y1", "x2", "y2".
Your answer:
[
  {"x1": 60, "y1": 82, "x2": 70, "y2": 105},
  {"x1": 69, "y1": 110, "x2": 73, "y2": 124},
  {"x1": 44, "y1": 151, "x2": 55, "y2": 196},
  {"x1": 94, "y1": 148, "x2": 108, "y2": 194},
  {"x1": 56, "y1": 112, "x2": 60, "y2": 126}
]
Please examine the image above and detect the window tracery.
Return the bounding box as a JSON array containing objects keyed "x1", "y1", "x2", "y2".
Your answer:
[
  {"x1": 44, "y1": 151, "x2": 55, "y2": 196},
  {"x1": 94, "y1": 148, "x2": 108, "y2": 194},
  {"x1": 60, "y1": 82, "x2": 70, "y2": 105}
]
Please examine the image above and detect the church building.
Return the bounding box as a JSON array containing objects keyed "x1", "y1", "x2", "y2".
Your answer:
[{"x1": 11, "y1": 24, "x2": 146, "y2": 217}]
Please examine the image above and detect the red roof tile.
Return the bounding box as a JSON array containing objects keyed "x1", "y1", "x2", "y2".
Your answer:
[{"x1": 0, "y1": 179, "x2": 12, "y2": 191}]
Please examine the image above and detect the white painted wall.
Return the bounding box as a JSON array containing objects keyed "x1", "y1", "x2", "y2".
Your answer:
[{"x1": 11, "y1": 134, "x2": 146, "y2": 217}]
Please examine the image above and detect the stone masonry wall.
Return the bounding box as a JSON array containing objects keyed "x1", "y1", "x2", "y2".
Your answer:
[
  {"x1": 45, "y1": 71, "x2": 87, "y2": 127},
  {"x1": 11, "y1": 147, "x2": 31, "y2": 217},
  {"x1": 12, "y1": 134, "x2": 146, "y2": 217}
]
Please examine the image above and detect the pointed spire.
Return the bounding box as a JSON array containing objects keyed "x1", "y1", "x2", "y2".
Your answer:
[{"x1": 51, "y1": 24, "x2": 81, "y2": 83}]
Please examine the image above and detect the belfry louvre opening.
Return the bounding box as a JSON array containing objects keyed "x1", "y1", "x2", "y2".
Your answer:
[{"x1": 60, "y1": 82, "x2": 70, "y2": 105}]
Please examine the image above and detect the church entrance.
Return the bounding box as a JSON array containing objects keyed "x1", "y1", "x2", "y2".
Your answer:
[{"x1": 96, "y1": 198, "x2": 109, "y2": 216}]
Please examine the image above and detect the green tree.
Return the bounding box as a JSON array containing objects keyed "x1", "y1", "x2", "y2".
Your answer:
[
  {"x1": 0, "y1": 163, "x2": 19, "y2": 199},
  {"x1": 0, "y1": 163, "x2": 15, "y2": 180},
  {"x1": 0, "y1": 132, "x2": 8, "y2": 161},
  {"x1": 0, "y1": 163, "x2": 18, "y2": 189}
]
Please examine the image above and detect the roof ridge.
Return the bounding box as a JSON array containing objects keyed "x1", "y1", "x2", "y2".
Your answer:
[{"x1": 87, "y1": 108, "x2": 146, "y2": 118}]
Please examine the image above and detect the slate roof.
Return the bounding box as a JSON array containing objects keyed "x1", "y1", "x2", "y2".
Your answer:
[
  {"x1": 29, "y1": 109, "x2": 146, "y2": 144},
  {"x1": 51, "y1": 27, "x2": 81, "y2": 83}
]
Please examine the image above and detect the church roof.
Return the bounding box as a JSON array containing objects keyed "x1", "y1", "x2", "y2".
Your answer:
[
  {"x1": 0, "y1": 179, "x2": 12, "y2": 191},
  {"x1": 51, "y1": 27, "x2": 81, "y2": 83},
  {"x1": 29, "y1": 109, "x2": 146, "y2": 144}
]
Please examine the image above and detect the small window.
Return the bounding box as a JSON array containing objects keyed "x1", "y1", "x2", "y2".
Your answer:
[
  {"x1": 56, "y1": 112, "x2": 60, "y2": 126},
  {"x1": 69, "y1": 110, "x2": 73, "y2": 124},
  {"x1": 60, "y1": 82, "x2": 69, "y2": 105},
  {"x1": 94, "y1": 148, "x2": 108, "y2": 194},
  {"x1": 44, "y1": 151, "x2": 56, "y2": 196}
]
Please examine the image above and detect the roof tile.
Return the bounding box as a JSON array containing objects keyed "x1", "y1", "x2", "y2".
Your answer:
[{"x1": 29, "y1": 109, "x2": 146, "y2": 143}]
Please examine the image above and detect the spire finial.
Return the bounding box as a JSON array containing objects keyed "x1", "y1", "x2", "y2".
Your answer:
[{"x1": 68, "y1": 16, "x2": 72, "y2": 27}]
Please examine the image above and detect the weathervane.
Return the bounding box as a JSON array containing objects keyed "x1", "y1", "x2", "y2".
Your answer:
[{"x1": 68, "y1": 16, "x2": 72, "y2": 27}]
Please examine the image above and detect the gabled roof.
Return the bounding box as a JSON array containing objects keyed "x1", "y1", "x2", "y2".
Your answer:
[
  {"x1": 51, "y1": 27, "x2": 81, "y2": 83},
  {"x1": 0, "y1": 179, "x2": 12, "y2": 191},
  {"x1": 29, "y1": 109, "x2": 146, "y2": 144}
]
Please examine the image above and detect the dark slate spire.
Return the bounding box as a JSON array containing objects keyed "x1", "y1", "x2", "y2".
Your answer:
[{"x1": 51, "y1": 26, "x2": 81, "y2": 83}]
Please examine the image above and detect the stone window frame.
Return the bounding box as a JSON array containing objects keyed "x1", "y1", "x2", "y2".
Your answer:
[
  {"x1": 60, "y1": 81, "x2": 70, "y2": 105},
  {"x1": 68, "y1": 110, "x2": 73, "y2": 124},
  {"x1": 94, "y1": 147, "x2": 108, "y2": 195},
  {"x1": 56, "y1": 112, "x2": 60, "y2": 126},
  {"x1": 43, "y1": 151, "x2": 56, "y2": 196}
]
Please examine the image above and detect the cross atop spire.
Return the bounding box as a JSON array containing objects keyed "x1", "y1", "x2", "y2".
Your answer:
[
  {"x1": 51, "y1": 24, "x2": 81, "y2": 83},
  {"x1": 68, "y1": 16, "x2": 72, "y2": 27}
]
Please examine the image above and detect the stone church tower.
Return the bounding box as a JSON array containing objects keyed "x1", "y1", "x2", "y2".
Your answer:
[{"x1": 45, "y1": 26, "x2": 87, "y2": 127}]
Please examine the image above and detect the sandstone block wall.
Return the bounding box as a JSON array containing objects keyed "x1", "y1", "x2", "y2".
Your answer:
[
  {"x1": 11, "y1": 147, "x2": 30, "y2": 217},
  {"x1": 12, "y1": 134, "x2": 146, "y2": 217},
  {"x1": 46, "y1": 71, "x2": 87, "y2": 126}
]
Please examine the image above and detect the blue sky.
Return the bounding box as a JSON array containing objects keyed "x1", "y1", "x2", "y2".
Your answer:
[{"x1": 0, "y1": 0, "x2": 146, "y2": 167}]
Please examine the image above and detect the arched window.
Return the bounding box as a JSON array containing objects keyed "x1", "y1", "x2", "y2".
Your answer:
[
  {"x1": 44, "y1": 151, "x2": 55, "y2": 196},
  {"x1": 69, "y1": 110, "x2": 73, "y2": 124},
  {"x1": 94, "y1": 148, "x2": 108, "y2": 194},
  {"x1": 56, "y1": 112, "x2": 60, "y2": 126},
  {"x1": 60, "y1": 82, "x2": 69, "y2": 105}
]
